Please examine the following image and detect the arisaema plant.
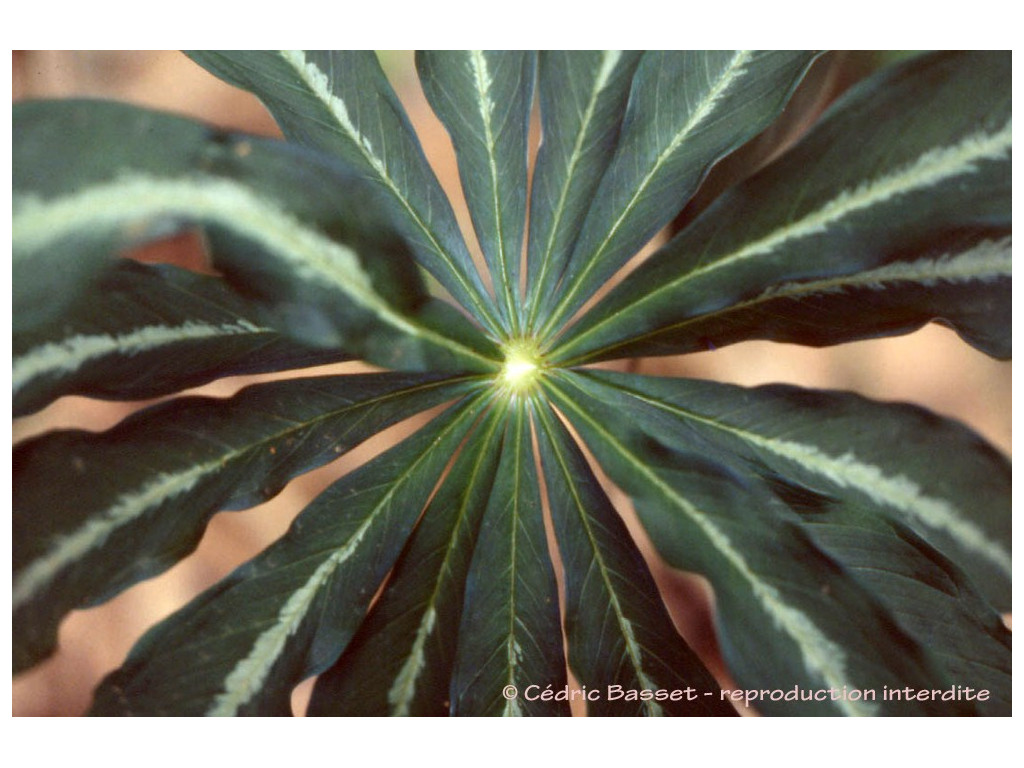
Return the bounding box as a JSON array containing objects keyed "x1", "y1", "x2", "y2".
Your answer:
[{"x1": 13, "y1": 50, "x2": 1010, "y2": 716}]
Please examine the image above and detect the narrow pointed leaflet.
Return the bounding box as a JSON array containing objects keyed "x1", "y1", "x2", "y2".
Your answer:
[
  {"x1": 568, "y1": 369, "x2": 1011, "y2": 610},
  {"x1": 14, "y1": 372, "x2": 484, "y2": 673},
  {"x1": 525, "y1": 51, "x2": 642, "y2": 330},
  {"x1": 535, "y1": 51, "x2": 819, "y2": 339},
  {"x1": 562, "y1": 369, "x2": 1011, "y2": 713},
  {"x1": 308, "y1": 404, "x2": 507, "y2": 715},
  {"x1": 90, "y1": 391, "x2": 491, "y2": 715},
  {"x1": 555, "y1": 50, "x2": 1011, "y2": 364},
  {"x1": 187, "y1": 51, "x2": 502, "y2": 337},
  {"x1": 533, "y1": 401, "x2": 735, "y2": 716},
  {"x1": 545, "y1": 372, "x2": 974, "y2": 715},
  {"x1": 449, "y1": 399, "x2": 568, "y2": 715},
  {"x1": 417, "y1": 51, "x2": 536, "y2": 334},
  {"x1": 13, "y1": 260, "x2": 350, "y2": 417},
  {"x1": 13, "y1": 100, "x2": 499, "y2": 374}
]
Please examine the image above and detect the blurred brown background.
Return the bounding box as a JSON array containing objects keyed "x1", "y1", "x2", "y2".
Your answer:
[{"x1": 11, "y1": 51, "x2": 1012, "y2": 716}]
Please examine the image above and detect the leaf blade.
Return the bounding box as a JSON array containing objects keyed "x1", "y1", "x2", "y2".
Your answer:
[
  {"x1": 13, "y1": 100, "x2": 498, "y2": 374},
  {"x1": 13, "y1": 372, "x2": 483, "y2": 674},
  {"x1": 449, "y1": 399, "x2": 568, "y2": 716},
  {"x1": 796, "y1": 502, "x2": 1011, "y2": 715},
  {"x1": 13, "y1": 260, "x2": 350, "y2": 417},
  {"x1": 417, "y1": 51, "x2": 536, "y2": 333},
  {"x1": 307, "y1": 402, "x2": 508, "y2": 716},
  {"x1": 563, "y1": 369, "x2": 1012, "y2": 714},
  {"x1": 89, "y1": 390, "x2": 492, "y2": 715},
  {"x1": 525, "y1": 51, "x2": 642, "y2": 329},
  {"x1": 535, "y1": 50, "x2": 819, "y2": 337},
  {"x1": 186, "y1": 51, "x2": 501, "y2": 336},
  {"x1": 533, "y1": 400, "x2": 735, "y2": 716},
  {"x1": 544, "y1": 371, "x2": 975, "y2": 715},
  {"x1": 575, "y1": 368, "x2": 1012, "y2": 610},
  {"x1": 556, "y1": 50, "x2": 1012, "y2": 363}
]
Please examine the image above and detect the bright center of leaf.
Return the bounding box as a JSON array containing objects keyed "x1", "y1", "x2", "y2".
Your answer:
[{"x1": 501, "y1": 343, "x2": 543, "y2": 392}]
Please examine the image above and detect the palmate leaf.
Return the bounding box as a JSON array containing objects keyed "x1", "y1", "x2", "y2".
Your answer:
[
  {"x1": 11, "y1": 50, "x2": 1011, "y2": 719},
  {"x1": 13, "y1": 371, "x2": 482, "y2": 673},
  {"x1": 13, "y1": 99, "x2": 498, "y2": 374},
  {"x1": 554, "y1": 50, "x2": 1011, "y2": 364},
  {"x1": 89, "y1": 391, "x2": 492, "y2": 715}
]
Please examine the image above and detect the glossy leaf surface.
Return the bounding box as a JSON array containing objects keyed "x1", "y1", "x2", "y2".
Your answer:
[
  {"x1": 449, "y1": 400, "x2": 568, "y2": 715},
  {"x1": 13, "y1": 260, "x2": 350, "y2": 417},
  {"x1": 570, "y1": 369, "x2": 1012, "y2": 609},
  {"x1": 534, "y1": 402, "x2": 735, "y2": 716},
  {"x1": 308, "y1": 404, "x2": 507, "y2": 715},
  {"x1": 417, "y1": 51, "x2": 536, "y2": 331},
  {"x1": 11, "y1": 51, "x2": 1011, "y2": 719},
  {"x1": 525, "y1": 51, "x2": 642, "y2": 328}
]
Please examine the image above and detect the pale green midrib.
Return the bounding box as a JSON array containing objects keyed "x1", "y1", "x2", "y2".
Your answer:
[
  {"x1": 538, "y1": 50, "x2": 753, "y2": 340},
  {"x1": 12, "y1": 319, "x2": 267, "y2": 394},
  {"x1": 526, "y1": 51, "x2": 623, "y2": 330},
  {"x1": 502, "y1": 405, "x2": 525, "y2": 717},
  {"x1": 387, "y1": 408, "x2": 506, "y2": 716},
  {"x1": 469, "y1": 50, "x2": 520, "y2": 335},
  {"x1": 12, "y1": 377, "x2": 476, "y2": 611},
  {"x1": 13, "y1": 174, "x2": 495, "y2": 369},
  {"x1": 616, "y1": 382, "x2": 1012, "y2": 578},
  {"x1": 547, "y1": 376, "x2": 876, "y2": 716},
  {"x1": 207, "y1": 394, "x2": 485, "y2": 716},
  {"x1": 756, "y1": 237, "x2": 1012, "y2": 299},
  {"x1": 535, "y1": 405, "x2": 662, "y2": 716},
  {"x1": 556, "y1": 121, "x2": 1013, "y2": 358},
  {"x1": 277, "y1": 50, "x2": 502, "y2": 338},
  {"x1": 13, "y1": 461, "x2": 214, "y2": 610},
  {"x1": 557, "y1": 235, "x2": 1012, "y2": 364}
]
